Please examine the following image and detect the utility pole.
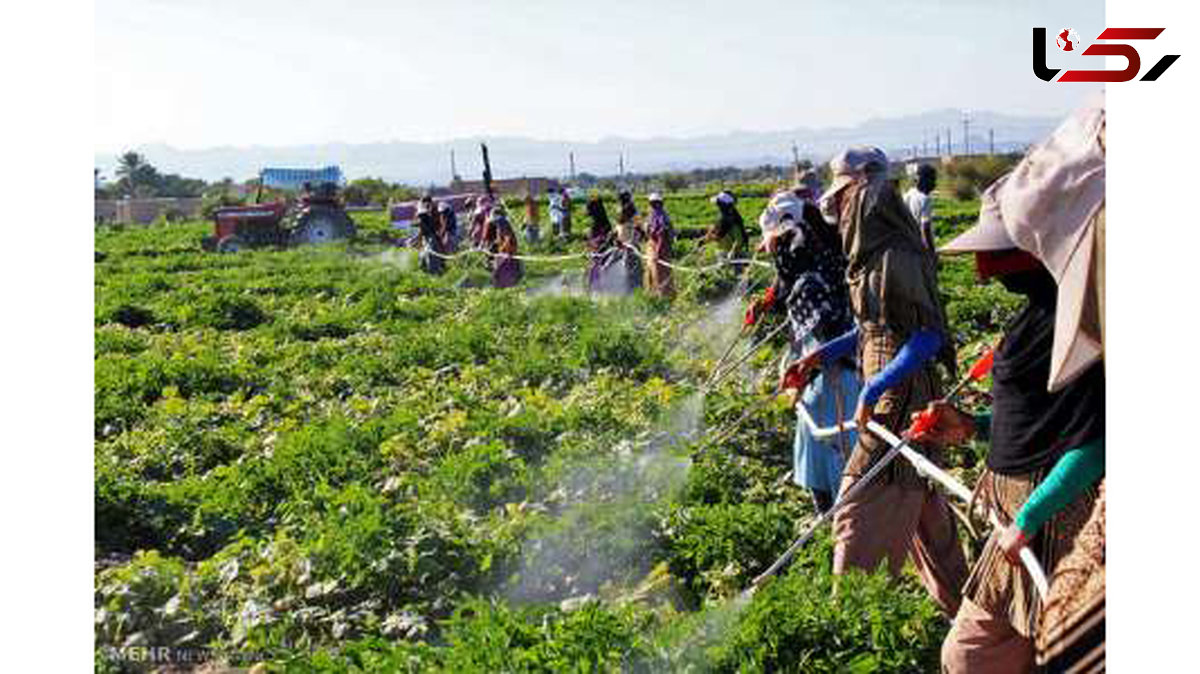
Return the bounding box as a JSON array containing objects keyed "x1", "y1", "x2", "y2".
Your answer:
[
  {"x1": 923, "y1": 133, "x2": 928, "y2": 158},
  {"x1": 962, "y1": 112, "x2": 971, "y2": 156},
  {"x1": 935, "y1": 131, "x2": 941, "y2": 156},
  {"x1": 618, "y1": 153, "x2": 625, "y2": 181},
  {"x1": 569, "y1": 152, "x2": 576, "y2": 183},
  {"x1": 947, "y1": 127, "x2": 953, "y2": 156},
  {"x1": 989, "y1": 128, "x2": 995, "y2": 156},
  {"x1": 450, "y1": 149, "x2": 458, "y2": 183},
  {"x1": 480, "y1": 142, "x2": 494, "y2": 198}
]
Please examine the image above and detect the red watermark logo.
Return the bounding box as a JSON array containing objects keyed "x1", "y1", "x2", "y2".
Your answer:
[{"x1": 1033, "y1": 27, "x2": 1180, "y2": 82}]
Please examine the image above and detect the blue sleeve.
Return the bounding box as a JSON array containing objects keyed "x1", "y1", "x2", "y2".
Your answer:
[
  {"x1": 817, "y1": 326, "x2": 859, "y2": 366},
  {"x1": 858, "y1": 329, "x2": 942, "y2": 407}
]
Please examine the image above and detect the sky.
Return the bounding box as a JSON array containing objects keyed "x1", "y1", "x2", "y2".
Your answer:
[{"x1": 95, "y1": 0, "x2": 1104, "y2": 153}]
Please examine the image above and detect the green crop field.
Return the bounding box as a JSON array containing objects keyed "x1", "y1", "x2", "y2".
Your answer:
[{"x1": 95, "y1": 188, "x2": 1021, "y2": 672}]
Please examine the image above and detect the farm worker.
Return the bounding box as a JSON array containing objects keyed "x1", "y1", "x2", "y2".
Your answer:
[
  {"x1": 751, "y1": 189, "x2": 859, "y2": 514},
  {"x1": 548, "y1": 187, "x2": 569, "y2": 238},
  {"x1": 705, "y1": 191, "x2": 748, "y2": 272},
  {"x1": 561, "y1": 189, "x2": 575, "y2": 237},
  {"x1": 792, "y1": 168, "x2": 822, "y2": 203},
  {"x1": 437, "y1": 200, "x2": 459, "y2": 253},
  {"x1": 585, "y1": 194, "x2": 622, "y2": 294},
  {"x1": 922, "y1": 99, "x2": 1106, "y2": 674},
  {"x1": 523, "y1": 192, "x2": 541, "y2": 244},
  {"x1": 784, "y1": 146, "x2": 967, "y2": 617},
  {"x1": 904, "y1": 164, "x2": 938, "y2": 251},
  {"x1": 643, "y1": 193, "x2": 675, "y2": 297},
  {"x1": 414, "y1": 199, "x2": 446, "y2": 276},
  {"x1": 1036, "y1": 205, "x2": 1105, "y2": 672},
  {"x1": 614, "y1": 189, "x2": 644, "y2": 291},
  {"x1": 487, "y1": 208, "x2": 523, "y2": 288},
  {"x1": 615, "y1": 190, "x2": 642, "y2": 238},
  {"x1": 469, "y1": 194, "x2": 495, "y2": 248}
]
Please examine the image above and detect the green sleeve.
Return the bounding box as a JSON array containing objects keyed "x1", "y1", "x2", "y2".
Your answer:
[{"x1": 1014, "y1": 438, "x2": 1105, "y2": 536}]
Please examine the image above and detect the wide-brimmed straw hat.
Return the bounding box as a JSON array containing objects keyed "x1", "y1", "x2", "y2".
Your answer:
[{"x1": 941, "y1": 94, "x2": 1106, "y2": 391}]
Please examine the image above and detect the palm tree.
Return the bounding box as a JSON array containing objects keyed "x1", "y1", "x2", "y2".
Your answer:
[
  {"x1": 115, "y1": 152, "x2": 146, "y2": 183},
  {"x1": 115, "y1": 151, "x2": 159, "y2": 197}
]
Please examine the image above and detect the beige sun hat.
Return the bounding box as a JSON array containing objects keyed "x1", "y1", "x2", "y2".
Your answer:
[
  {"x1": 940, "y1": 172, "x2": 1015, "y2": 253},
  {"x1": 941, "y1": 94, "x2": 1106, "y2": 391},
  {"x1": 819, "y1": 146, "x2": 889, "y2": 209}
]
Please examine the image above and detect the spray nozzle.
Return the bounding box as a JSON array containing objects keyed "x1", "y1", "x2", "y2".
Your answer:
[{"x1": 967, "y1": 348, "x2": 995, "y2": 382}]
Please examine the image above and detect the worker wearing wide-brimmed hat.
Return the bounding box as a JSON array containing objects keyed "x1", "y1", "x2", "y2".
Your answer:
[
  {"x1": 783, "y1": 145, "x2": 967, "y2": 617},
  {"x1": 918, "y1": 98, "x2": 1106, "y2": 674},
  {"x1": 642, "y1": 193, "x2": 674, "y2": 296},
  {"x1": 705, "y1": 190, "x2": 748, "y2": 272}
]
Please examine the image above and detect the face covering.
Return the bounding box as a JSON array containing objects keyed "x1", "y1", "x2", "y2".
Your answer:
[{"x1": 819, "y1": 194, "x2": 840, "y2": 225}]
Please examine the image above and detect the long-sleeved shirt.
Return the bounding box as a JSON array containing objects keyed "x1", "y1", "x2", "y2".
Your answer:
[
  {"x1": 815, "y1": 326, "x2": 942, "y2": 408},
  {"x1": 969, "y1": 412, "x2": 1104, "y2": 536},
  {"x1": 1014, "y1": 437, "x2": 1105, "y2": 536}
]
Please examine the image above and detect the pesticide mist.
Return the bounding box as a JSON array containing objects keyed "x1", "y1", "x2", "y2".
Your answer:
[
  {"x1": 371, "y1": 248, "x2": 418, "y2": 271},
  {"x1": 506, "y1": 391, "x2": 703, "y2": 606}
]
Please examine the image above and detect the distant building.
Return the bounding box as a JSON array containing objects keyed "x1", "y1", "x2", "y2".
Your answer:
[
  {"x1": 94, "y1": 197, "x2": 203, "y2": 225},
  {"x1": 448, "y1": 176, "x2": 562, "y2": 197}
]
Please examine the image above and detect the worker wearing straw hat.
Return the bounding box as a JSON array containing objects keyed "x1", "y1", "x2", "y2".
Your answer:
[
  {"x1": 920, "y1": 98, "x2": 1106, "y2": 674},
  {"x1": 785, "y1": 146, "x2": 968, "y2": 617}
]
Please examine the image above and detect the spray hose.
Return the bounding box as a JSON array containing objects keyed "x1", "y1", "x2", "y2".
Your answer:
[
  {"x1": 746, "y1": 347, "x2": 1050, "y2": 600},
  {"x1": 412, "y1": 239, "x2": 771, "y2": 272},
  {"x1": 790, "y1": 407, "x2": 1050, "y2": 600}
]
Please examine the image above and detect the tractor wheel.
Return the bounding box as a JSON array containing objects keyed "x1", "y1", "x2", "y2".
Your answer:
[
  {"x1": 291, "y1": 208, "x2": 356, "y2": 246},
  {"x1": 217, "y1": 235, "x2": 245, "y2": 253}
]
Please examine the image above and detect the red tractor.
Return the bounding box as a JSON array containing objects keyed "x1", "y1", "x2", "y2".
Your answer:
[{"x1": 201, "y1": 167, "x2": 357, "y2": 252}]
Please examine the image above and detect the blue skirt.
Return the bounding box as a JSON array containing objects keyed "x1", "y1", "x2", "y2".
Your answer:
[{"x1": 792, "y1": 359, "x2": 861, "y2": 493}]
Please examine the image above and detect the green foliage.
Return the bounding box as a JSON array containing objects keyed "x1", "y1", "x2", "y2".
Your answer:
[
  {"x1": 95, "y1": 189, "x2": 1006, "y2": 670},
  {"x1": 706, "y1": 560, "x2": 945, "y2": 672},
  {"x1": 181, "y1": 294, "x2": 269, "y2": 331},
  {"x1": 940, "y1": 153, "x2": 1021, "y2": 201},
  {"x1": 113, "y1": 150, "x2": 207, "y2": 198}
]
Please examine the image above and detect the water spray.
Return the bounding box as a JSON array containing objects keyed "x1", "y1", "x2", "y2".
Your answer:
[{"x1": 703, "y1": 321, "x2": 789, "y2": 393}]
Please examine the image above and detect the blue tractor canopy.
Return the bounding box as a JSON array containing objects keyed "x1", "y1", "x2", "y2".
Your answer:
[{"x1": 259, "y1": 166, "x2": 344, "y2": 190}]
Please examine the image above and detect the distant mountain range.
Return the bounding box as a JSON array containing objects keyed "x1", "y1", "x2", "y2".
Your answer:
[{"x1": 96, "y1": 109, "x2": 1061, "y2": 186}]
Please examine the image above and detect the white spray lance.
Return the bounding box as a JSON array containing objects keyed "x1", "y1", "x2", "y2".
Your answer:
[{"x1": 745, "y1": 348, "x2": 1049, "y2": 599}]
